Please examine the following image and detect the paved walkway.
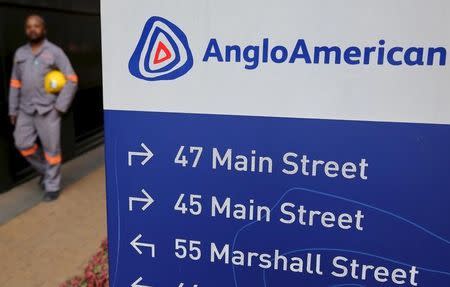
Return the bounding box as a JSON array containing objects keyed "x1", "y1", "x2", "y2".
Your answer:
[{"x1": 0, "y1": 147, "x2": 107, "y2": 287}]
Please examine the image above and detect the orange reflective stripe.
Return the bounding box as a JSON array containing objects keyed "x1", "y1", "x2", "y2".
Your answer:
[
  {"x1": 45, "y1": 153, "x2": 62, "y2": 165},
  {"x1": 10, "y1": 79, "x2": 22, "y2": 88},
  {"x1": 66, "y1": 74, "x2": 78, "y2": 83},
  {"x1": 20, "y1": 144, "x2": 38, "y2": 157}
]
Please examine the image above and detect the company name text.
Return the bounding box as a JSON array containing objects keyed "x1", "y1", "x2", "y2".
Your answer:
[{"x1": 203, "y1": 38, "x2": 447, "y2": 69}]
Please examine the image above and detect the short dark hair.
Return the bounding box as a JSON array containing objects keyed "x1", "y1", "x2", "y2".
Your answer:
[{"x1": 25, "y1": 14, "x2": 46, "y2": 28}]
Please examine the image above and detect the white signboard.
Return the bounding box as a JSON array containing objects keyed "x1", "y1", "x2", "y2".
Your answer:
[{"x1": 101, "y1": 1, "x2": 450, "y2": 286}]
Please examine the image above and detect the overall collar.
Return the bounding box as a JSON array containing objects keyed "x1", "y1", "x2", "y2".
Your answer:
[{"x1": 28, "y1": 38, "x2": 49, "y2": 56}]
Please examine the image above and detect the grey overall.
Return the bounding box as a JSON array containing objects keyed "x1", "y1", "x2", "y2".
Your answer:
[{"x1": 9, "y1": 39, "x2": 78, "y2": 192}]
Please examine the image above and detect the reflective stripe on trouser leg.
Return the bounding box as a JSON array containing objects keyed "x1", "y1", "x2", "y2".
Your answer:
[
  {"x1": 35, "y1": 109, "x2": 62, "y2": 192},
  {"x1": 43, "y1": 153, "x2": 61, "y2": 192},
  {"x1": 13, "y1": 111, "x2": 46, "y2": 175},
  {"x1": 19, "y1": 144, "x2": 38, "y2": 157},
  {"x1": 44, "y1": 153, "x2": 62, "y2": 165},
  {"x1": 18, "y1": 145, "x2": 47, "y2": 176}
]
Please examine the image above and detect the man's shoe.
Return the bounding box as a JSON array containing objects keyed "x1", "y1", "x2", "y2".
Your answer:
[
  {"x1": 43, "y1": 191, "x2": 60, "y2": 202},
  {"x1": 38, "y1": 176, "x2": 45, "y2": 191}
]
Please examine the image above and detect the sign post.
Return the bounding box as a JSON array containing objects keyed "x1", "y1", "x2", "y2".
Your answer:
[{"x1": 101, "y1": 1, "x2": 450, "y2": 286}]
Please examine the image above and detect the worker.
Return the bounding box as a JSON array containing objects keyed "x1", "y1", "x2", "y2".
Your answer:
[{"x1": 8, "y1": 14, "x2": 78, "y2": 201}]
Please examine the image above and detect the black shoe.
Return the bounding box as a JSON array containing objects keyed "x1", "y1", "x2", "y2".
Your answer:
[
  {"x1": 38, "y1": 176, "x2": 45, "y2": 191},
  {"x1": 43, "y1": 191, "x2": 60, "y2": 202}
]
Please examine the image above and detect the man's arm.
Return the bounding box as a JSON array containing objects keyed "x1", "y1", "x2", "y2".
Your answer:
[
  {"x1": 9, "y1": 52, "x2": 21, "y2": 124},
  {"x1": 54, "y1": 48, "x2": 78, "y2": 113}
]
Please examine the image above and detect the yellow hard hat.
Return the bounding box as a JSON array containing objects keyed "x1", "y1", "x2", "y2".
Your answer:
[{"x1": 44, "y1": 70, "x2": 66, "y2": 94}]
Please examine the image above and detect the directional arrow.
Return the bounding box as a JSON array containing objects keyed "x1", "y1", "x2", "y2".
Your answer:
[
  {"x1": 130, "y1": 234, "x2": 156, "y2": 257},
  {"x1": 132, "y1": 277, "x2": 152, "y2": 287},
  {"x1": 128, "y1": 143, "x2": 154, "y2": 166},
  {"x1": 178, "y1": 284, "x2": 198, "y2": 287},
  {"x1": 129, "y1": 189, "x2": 154, "y2": 211}
]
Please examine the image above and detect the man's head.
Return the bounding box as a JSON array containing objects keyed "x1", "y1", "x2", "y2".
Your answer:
[{"x1": 25, "y1": 14, "x2": 46, "y2": 44}]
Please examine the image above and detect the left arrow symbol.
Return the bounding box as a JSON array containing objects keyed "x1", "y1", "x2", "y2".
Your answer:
[
  {"x1": 129, "y1": 189, "x2": 154, "y2": 211},
  {"x1": 130, "y1": 234, "x2": 156, "y2": 257},
  {"x1": 132, "y1": 277, "x2": 152, "y2": 287},
  {"x1": 128, "y1": 143, "x2": 154, "y2": 166}
]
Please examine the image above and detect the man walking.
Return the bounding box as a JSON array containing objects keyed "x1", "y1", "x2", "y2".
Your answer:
[{"x1": 9, "y1": 14, "x2": 78, "y2": 201}]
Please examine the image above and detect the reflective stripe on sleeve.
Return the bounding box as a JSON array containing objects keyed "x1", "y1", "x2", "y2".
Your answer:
[
  {"x1": 66, "y1": 74, "x2": 78, "y2": 83},
  {"x1": 10, "y1": 79, "x2": 22, "y2": 88}
]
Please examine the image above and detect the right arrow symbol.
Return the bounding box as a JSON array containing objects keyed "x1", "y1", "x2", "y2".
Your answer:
[
  {"x1": 128, "y1": 143, "x2": 154, "y2": 166},
  {"x1": 129, "y1": 189, "x2": 155, "y2": 211},
  {"x1": 131, "y1": 277, "x2": 152, "y2": 287}
]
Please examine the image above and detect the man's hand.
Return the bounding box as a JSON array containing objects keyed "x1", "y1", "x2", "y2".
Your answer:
[{"x1": 10, "y1": 115, "x2": 17, "y2": 126}]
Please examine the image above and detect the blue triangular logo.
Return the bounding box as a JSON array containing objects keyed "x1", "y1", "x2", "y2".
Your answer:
[{"x1": 129, "y1": 16, "x2": 193, "y2": 81}]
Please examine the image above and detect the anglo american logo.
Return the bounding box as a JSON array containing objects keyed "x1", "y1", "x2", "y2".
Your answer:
[
  {"x1": 129, "y1": 17, "x2": 447, "y2": 81},
  {"x1": 128, "y1": 16, "x2": 193, "y2": 81}
]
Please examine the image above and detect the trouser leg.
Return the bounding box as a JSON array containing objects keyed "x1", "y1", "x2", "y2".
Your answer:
[
  {"x1": 35, "y1": 109, "x2": 62, "y2": 192},
  {"x1": 13, "y1": 111, "x2": 46, "y2": 175}
]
